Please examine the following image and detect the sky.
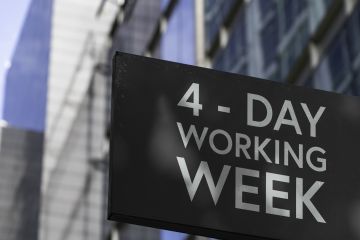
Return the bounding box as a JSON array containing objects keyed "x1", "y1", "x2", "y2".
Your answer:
[{"x1": 0, "y1": 0, "x2": 32, "y2": 120}]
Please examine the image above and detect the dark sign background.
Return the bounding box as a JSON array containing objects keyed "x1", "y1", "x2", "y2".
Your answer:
[{"x1": 109, "y1": 52, "x2": 360, "y2": 240}]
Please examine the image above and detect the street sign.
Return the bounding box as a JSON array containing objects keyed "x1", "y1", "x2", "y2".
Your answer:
[{"x1": 109, "y1": 52, "x2": 360, "y2": 240}]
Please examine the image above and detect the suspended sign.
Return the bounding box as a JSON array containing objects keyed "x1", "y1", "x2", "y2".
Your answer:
[{"x1": 108, "y1": 52, "x2": 360, "y2": 240}]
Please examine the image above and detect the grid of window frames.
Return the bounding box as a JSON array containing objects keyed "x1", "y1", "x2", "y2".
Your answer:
[
  {"x1": 259, "y1": 0, "x2": 309, "y2": 79},
  {"x1": 311, "y1": 2, "x2": 360, "y2": 95},
  {"x1": 213, "y1": 7, "x2": 247, "y2": 74},
  {"x1": 204, "y1": 0, "x2": 236, "y2": 50}
]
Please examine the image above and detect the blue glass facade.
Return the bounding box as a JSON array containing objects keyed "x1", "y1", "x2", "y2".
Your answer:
[
  {"x1": 161, "y1": 230, "x2": 188, "y2": 240},
  {"x1": 311, "y1": 2, "x2": 360, "y2": 94},
  {"x1": 2, "y1": 0, "x2": 52, "y2": 132},
  {"x1": 259, "y1": 0, "x2": 310, "y2": 78},
  {"x1": 0, "y1": 1, "x2": 51, "y2": 239},
  {"x1": 213, "y1": 7, "x2": 246, "y2": 74},
  {"x1": 160, "y1": 0, "x2": 196, "y2": 65},
  {"x1": 204, "y1": 0, "x2": 236, "y2": 50},
  {"x1": 0, "y1": 0, "x2": 32, "y2": 120},
  {"x1": 208, "y1": 0, "x2": 349, "y2": 86},
  {"x1": 161, "y1": 0, "x2": 171, "y2": 11},
  {"x1": 261, "y1": 10, "x2": 279, "y2": 69}
]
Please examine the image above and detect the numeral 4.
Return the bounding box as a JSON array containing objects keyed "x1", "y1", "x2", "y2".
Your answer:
[{"x1": 177, "y1": 83, "x2": 203, "y2": 116}]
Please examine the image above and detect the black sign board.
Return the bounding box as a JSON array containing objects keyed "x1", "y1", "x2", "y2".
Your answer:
[{"x1": 109, "y1": 52, "x2": 360, "y2": 240}]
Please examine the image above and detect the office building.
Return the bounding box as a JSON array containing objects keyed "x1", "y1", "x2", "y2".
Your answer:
[
  {"x1": 0, "y1": 0, "x2": 52, "y2": 239},
  {"x1": 1, "y1": 0, "x2": 360, "y2": 240},
  {"x1": 39, "y1": 0, "x2": 116, "y2": 239},
  {"x1": 108, "y1": 0, "x2": 360, "y2": 239},
  {"x1": 202, "y1": 0, "x2": 360, "y2": 96}
]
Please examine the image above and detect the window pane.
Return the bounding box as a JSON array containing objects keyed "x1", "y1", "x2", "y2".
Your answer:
[{"x1": 261, "y1": 14, "x2": 279, "y2": 67}]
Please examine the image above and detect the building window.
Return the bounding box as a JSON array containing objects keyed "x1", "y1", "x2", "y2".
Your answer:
[
  {"x1": 280, "y1": 21, "x2": 309, "y2": 78},
  {"x1": 160, "y1": 0, "x2": 195, "y2": 65},
  {"x1": 283, "y1": 0, "x2": 307, "y2": 33},
  {"x1": 212, "y1": 7, "x2": 247, "y2": 74},
  {"x1": 161, "y1": 0, "x2": 171, "y2": 11},
  {"x1": 327, "y1": 33, "x2": 351, "y2": 89},
  {"x1": 259, "y1": 0, "x2": 276, "y2": 17},
  {"x1": 345, "y1": 5, "x2": 360, "y2": 62},
  {"x1": 213, "y1": 48, "x2": 226, "y2": 71},
  {"x1": 204, "y1": 0, "x2": 236, "y2": 50},
  {"x1": 261, "y1": 13, "x2": 279, "y2": 68}
]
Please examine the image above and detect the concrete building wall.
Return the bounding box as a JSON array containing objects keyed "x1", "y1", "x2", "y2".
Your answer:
[
  {"x1": 40, "y1": 0, "x2": 116, "y2": 240},
  {"x1": 41, "y1": 71, "x2": 107, "y2": 240},
  {"x1": 0, "y1": 127, "x2": 43, "y2": 240}
]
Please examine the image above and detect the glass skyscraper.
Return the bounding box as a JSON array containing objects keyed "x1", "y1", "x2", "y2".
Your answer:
[
  {"x1": 0, "y1": 0, "x2": 52, "y2": 239},
  {"x1": 204, "y1": 0, "x2": 360, "y2": 98},
  {"x1": 3, "y1": 0, "x2": 52, "y2": 132}
]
